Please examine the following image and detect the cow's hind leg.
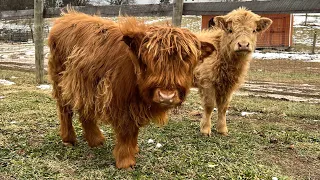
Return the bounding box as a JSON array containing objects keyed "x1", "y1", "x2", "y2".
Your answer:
[
  {"x1": 58, "y1": 103, "x2": 77, "y2": 146},
  {"x1": 79, "y1": 113, "x2": 105, "y2": 147},
  {"x1": 199, "y1": 88, "x2": 215, "y2": 136},
  {"x1": 113, "y1": 123, "x2": 139, "y2": 169}
]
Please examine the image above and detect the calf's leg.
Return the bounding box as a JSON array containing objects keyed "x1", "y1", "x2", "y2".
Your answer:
[
  {"x1": 199, "y1": 88, "x2": 215, "y2": 136},
  {"x1": 58, "y1": 103, "x2": 77, "y2": 146},
  {"x1": 215, "y1": 91, "x2": 232, "y2": 136},
  {"x1": 79, "y1": 113, "x2": 105, "y2": 147},
  {"x1": 113, "y1": 123, "x2": 139, "y2": 169}
]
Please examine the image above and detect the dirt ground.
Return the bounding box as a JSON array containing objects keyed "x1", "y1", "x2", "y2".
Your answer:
[{"x1": 247, "y1": 59, "x2": 320, "y2": 103}]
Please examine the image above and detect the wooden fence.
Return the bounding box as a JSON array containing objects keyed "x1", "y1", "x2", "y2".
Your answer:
[{"x1": 1, "y1": 0, "x2": 320, "y2": 20}]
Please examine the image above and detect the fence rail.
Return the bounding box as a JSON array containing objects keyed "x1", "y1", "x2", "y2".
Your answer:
[{"x1": 1, "y1": 0, "x2": 320, "y2": 20}]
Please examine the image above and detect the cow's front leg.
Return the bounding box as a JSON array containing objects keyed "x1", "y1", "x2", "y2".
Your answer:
[
  {"x1": 113, "y1": 122, "x2": 139, "y2": 169},
  {"x1": 200, "y1": 105, "x2": 214, "y2": 136},
  {"x1": 215, "y1": 91, "x2": 232, "y2": 136},
  {"x1": 199, "y1": 88, "x2": 215, "y2": 136}
]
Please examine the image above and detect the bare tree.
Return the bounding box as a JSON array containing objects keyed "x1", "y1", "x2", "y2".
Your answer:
[
  {"x1": 0, "y1": 0, "x2": 33, "y2": 10},
  {"x1": 107, "y1": 0, "x2": 136, "y2": 5},
  {"x1": 160, "y1": 0, "x2": 170, "y2": 4},
  {"x1": 63, "y1": 0, "x2": 90, "y2": 6}
]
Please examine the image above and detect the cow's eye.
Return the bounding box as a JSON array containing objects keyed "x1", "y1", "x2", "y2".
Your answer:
[
  {"x1": 227, "y1": 28, "x2": 233, "y2": 33},
  {"x1": 181, "y1": 52, "x2": 188, "y2": 60}
]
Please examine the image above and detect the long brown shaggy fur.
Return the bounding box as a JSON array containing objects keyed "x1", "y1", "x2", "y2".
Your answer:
[
  {"x1": 48, "y1": 11, "x2": 214, "y2": 169},
  {"x1": 194, "y1": 7, "x2": 272, "y2": 136}
]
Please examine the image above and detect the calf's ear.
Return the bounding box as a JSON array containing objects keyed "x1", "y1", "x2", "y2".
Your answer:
[
  {"x1": 214, "y1": 16, "x2": 228, "y2": 31},
  {"x1": 199, "y1": 41, "x2": 215, "y2": 62},
  {"x1": 256, "y1": 17, "x2": 273, "y2": 32},
  {"x1": 122, "y1": 32, "x2": 146, "y2": 56}
]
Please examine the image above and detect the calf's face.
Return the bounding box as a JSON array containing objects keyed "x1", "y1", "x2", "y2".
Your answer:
[
  {"x1": 123, "y1": 27, "x2": 215, "y2": 108},
  {"x1": 215, "y1": 9, "x2": 272, "y2": 56}
]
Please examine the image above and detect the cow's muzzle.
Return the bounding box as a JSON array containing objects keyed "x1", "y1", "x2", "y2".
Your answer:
[{"x1": 152, "y1": 89, "x2": 181, "y2": 107}]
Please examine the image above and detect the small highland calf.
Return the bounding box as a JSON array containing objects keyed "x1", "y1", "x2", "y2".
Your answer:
[
  {"x1": 194, "y1": 7, "x2": 272, "y2": 136},
  {"x1": 48, "y1": 11, "x2": 215, "y2": 169}
]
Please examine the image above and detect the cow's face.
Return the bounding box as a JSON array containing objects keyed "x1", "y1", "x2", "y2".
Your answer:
[
  {"x1": 123, "y1": 26, "x2": 215, "y2": 108},
  {"x1": 215, "y1": 8, "x2": 272, "y2": 56}
]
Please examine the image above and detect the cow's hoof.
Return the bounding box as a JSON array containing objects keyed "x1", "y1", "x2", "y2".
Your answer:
[
  {"x1": 62, "y1": 141, "x2": 76, "y2": 146},
  {"x1": 87, "y1": 135, "x2": 105, "y2": 148},
  {"x1": 116, "y1": 157, "x2": 136, "y2": 169},
  {"x1": 218, "y1": 132, "x2": 229, "y2": 136},
  {"x1": 217, "y1": 127, "x2": 228, "y2": 136},
  {"x1": 200, "y1": 127, "x2": 211, "y2": 137},
  {"x1": 61, "y1": 133, "x2": 77, "y2": 146}
]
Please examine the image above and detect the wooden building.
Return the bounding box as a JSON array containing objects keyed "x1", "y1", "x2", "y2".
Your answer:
[
  {"x1": 202, "y1": 14, "x2": 294, "y2": 48},
  {"x1": 182, "y1": 0, "x2": 319, "y2": 49}
]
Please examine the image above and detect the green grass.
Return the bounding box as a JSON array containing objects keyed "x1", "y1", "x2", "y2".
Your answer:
[{"x1": 1, "y1": 69, "x2": 319, "y2": 179}]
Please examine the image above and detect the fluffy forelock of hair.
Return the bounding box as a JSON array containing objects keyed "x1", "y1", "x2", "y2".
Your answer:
[
  {"x1": 144, "y1": 26, "x2": 200, "y2": 63},
  {"x1": 143, "y1": 26, "x2": 200, "y2": 87},
  {"x1": 119, "y1": 18, "x2": 200, "y2": 70},
  {"x1": 225, "y1": 7, "x2": 261, "y2": 25}
]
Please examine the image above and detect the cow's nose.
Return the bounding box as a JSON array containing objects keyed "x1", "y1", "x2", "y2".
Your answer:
[
  {"x1": 159, "y1": 90, "x2": 175, "y2": 103},
  {"x1": 238, "y1": 42, "x2": 250, "y2": 50}
]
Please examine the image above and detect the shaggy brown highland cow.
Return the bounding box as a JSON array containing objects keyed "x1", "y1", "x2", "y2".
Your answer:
[
  {"x1": 194, "y1": 7, "x2": 272, "y2": 136},
  {"x1": 48, "y1": 11, "x2": 215, "y2": 169}
]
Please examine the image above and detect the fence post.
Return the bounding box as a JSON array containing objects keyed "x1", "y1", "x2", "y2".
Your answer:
[
  {"x1": 34, "y1": 0, "x2": 44, "y2": 84},
  {"x1": 304, "y1": 13, "x2": 308, "y2": 26},
  {"x1": 312, "y1": 30, "x2": 317, "y2": 54},
  {"x1": 172, "y1": 0, "x2": 183, "y2": 27}
]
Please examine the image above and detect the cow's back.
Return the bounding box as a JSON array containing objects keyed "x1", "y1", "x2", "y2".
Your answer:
[
  {"x1": 47, "y1": 12, "x2": 134, "y2": 113},
  {"x1": 48, "y1": 12, "x2": 123, "y2": 73}
]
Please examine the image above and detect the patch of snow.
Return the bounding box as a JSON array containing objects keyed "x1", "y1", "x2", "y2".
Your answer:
[
  {"x1": 272, "y1": 177, "x2": 278, "y2": 180},
  {"x1": 147, "y1": 139, "x2": 154, "y2": 143},
  {"x1": 0, "y1": 54, "x2": 9, "y2": 59},
  {"x1": 155, "y1": 143, "x2": 162, "y2": 148},
  {"x1": 241, "y1": 112, "x2": 256, "y2": 116},
  {"x1": 25, "y1": 50, "x2": 34, "y2": 56},
  {"x1": 294, "y1": 13, "x2": 320, "y2": 26},
  {"x1": 145, "y1": 18, "x2": 171, "y2": 25},
  {"x1": 0, "y1": 79, "x2": 15, "y2": 85},
  {"x1": 36, "y1": 84, "x2": 51, "y2": 90},
  {"x1": 253, "y1": 51, "x2": 320, "y2": 62},
  {"x1": 207, "y1": 163, "x2": 217, "y2": 168}
]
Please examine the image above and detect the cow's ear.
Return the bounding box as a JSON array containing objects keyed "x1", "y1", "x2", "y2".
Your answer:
[
  {"x1": 123, "y1": 32, "x2": 146, "y2": 55},
  {"x1": 214, "y1": 16, "x2": 228, "y2": 31},
  {"x1": 199, "y1": 41, "x2": 215, "y2": 62},
  {"x1": 256, "y1": 17, "x2": 272, "y2": 32}
]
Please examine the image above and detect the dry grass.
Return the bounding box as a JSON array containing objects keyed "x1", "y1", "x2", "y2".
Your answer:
[{"x1": 1, "y1": 69, "x2": 319, "y2": 179}]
